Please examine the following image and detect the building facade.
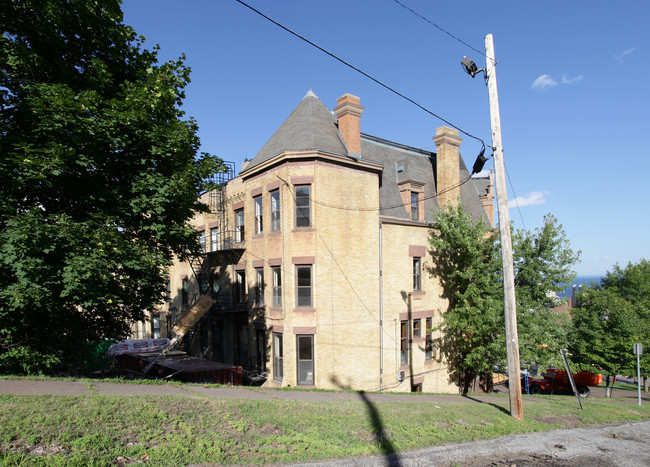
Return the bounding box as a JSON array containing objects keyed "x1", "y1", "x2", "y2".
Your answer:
[{"x1": 139, "y1": 90, "x2": 493, "y2": 393}]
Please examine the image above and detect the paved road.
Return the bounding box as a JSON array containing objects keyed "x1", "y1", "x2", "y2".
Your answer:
[
  {"x1": 2, "y1": 379, "x2": 649, "y2": 466},
  {"x1": 293, "y1": 421, "x2": 650, "y2": 467}
]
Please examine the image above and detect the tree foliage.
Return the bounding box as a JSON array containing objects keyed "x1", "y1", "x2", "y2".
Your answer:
[
  {"x1": 428, "y1": 204, "x2": 502, "y2": 392},
  {"x1": 428, "y1": 205, "x2": 579, "y2": 392},
  {"x1": 570, "y1": 259, "x2": 650, "y2": 394},
  {"x1": 512, "y1": 214, "x2": 579, "y2": 368},
  {"x1": 603, "y1": 260, "x2": 650, "y2": 380},
  {"x1": 0, "y1": 0, "x2": 223, "y2": 373}
]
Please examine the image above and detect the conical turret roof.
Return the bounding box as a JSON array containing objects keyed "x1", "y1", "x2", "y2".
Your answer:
[{"x1": 244, "y1": 90, "x2": 348, "y2": 171}]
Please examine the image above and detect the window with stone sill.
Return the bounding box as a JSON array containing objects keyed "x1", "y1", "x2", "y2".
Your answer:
[
  {"x1": 235, "y1": 209, "x2": 245, "y2": 243},
  {"x1": 272, "y1": 266, "x2": 282, "y2": 307},
  {"x1": 199, "y1": 230, "x2": 206, "y2": 253},
  {"x1": 255, "y1": 267, "x2": 265, "y2": 307},
  {"x1": 270, "y1": 190, "x2": 281, "y2": 231},
  {"x1": 400, "y1": 320, "x2": 409, "y2": 366},
  {"x1": 295, "y1": 185, "x2": 311, "y2": 228},
  {"x1": 273, "y1": 332, "x2": 283, "y2": 381},
  {"x1": 210, "y1": 227, "x2": 219, "y2": 251},
  {"x1": 413, "y1": 318, "x2": 421, "y2": 339},
  {"x1": 425, "y1": 317, "x2": 433, "y2": 360},
  {"x1": 413, "y1": 257, "x2": 422, "y2": 291},
  {"x1": 411, "y1": 191, "x2": 420, "y2": 220},
  {"x1": 296, "y1": 265, "x2": 312, "y2": 308},
  {"x1": 254, "y1": 195, "x2": 263, "y2": 235}
]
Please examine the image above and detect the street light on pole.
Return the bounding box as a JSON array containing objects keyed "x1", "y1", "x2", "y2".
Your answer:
[{"x1": 461, "y1": 34, "x2": 524, "y2": 421}]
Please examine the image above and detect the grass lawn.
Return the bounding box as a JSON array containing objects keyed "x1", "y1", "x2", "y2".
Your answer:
[{"x1": 1, "y1": 380, "x2": 649, "y2": 465}]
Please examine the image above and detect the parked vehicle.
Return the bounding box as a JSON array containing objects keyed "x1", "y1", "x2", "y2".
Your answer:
[{"x1": 523, "y1": 369, "x2": 602, "y2": 397}]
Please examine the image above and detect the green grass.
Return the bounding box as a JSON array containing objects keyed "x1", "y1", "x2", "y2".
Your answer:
[{"x1": 1, "y1": 384, "x2": 649, "y2": 465}]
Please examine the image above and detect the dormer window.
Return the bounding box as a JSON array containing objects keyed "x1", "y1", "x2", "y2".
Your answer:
[
  {"x1": 410, "y1": 192, "x2": 419, "y2": 221},
  {"x1": 399, "y1": 181, "x2": 424, "y2": 221}
]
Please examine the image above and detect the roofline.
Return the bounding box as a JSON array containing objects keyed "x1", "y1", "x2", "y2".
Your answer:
[
  {"x1": 380, "y1": 216, "x2": 431, "y2": 227},
  {"x1": 239, "y1": 149, "x2": 384, "y2": 180},
  {"x1": 361, "y1": 133, "x2": 436, "y2": 158}
]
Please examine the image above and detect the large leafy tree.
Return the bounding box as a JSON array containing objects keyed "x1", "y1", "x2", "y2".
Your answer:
[
  {"x1": 571, "y1": 259, "x2": 650, "y2": 395},
  {"x1": 428, "y1": 206, "x2": 579, "y2": 393},
  {"x1": 512, "y1": 215, "x2": 579, "y2": 369},
  {"x1": 570, "y1": 288, "x2": 638, "y2": 397},
  {"x1": 428, "y1": 204, "x2": 502, "y2": 393},
  {"x1": 0, "y1": 0, "x2": 223, "y2": 373}
]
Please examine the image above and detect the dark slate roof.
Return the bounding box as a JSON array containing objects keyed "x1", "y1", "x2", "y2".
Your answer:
[
  {"x1": 361, "y1": 134, "x2": 490, "y2": 225},
  {"x1": 245, "y1": 91, "x2": 490, "y2": 225},
  {"x1": 245, "y1": 90, "x2": 348, "y2": 170}
]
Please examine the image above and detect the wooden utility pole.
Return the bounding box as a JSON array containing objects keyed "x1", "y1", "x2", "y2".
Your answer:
[{"x1": 485, "y1": 33, "x2": 524, "y2": 421}]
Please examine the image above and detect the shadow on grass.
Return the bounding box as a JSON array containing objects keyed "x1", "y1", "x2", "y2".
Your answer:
[
  {"x1": 330, "y1": 376, "x2": 401, "y2": 467},
  {"x1": 461, "y1": 394, "x2": 510, "y2": 415}
]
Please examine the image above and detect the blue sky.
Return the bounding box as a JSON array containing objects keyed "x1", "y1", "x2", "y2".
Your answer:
[{"x1": 122, "y1": 0, "x2": 649, "y2": 276}]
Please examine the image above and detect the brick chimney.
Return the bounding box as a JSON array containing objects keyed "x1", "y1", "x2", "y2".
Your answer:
[
  {"x1": 334, "y1": 93, "x2": 364, "y2": 156},
  {"x1": 433, "y1": 126, "x2": 462, "y2": 208},
  {"x1": 479, "y1": 169, "x2": 495, "y2": 226}
]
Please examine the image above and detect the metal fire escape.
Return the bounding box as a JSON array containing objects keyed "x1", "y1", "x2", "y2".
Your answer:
[{"x1": 145, "y1": 162, "x2": 242, "y2": 371}]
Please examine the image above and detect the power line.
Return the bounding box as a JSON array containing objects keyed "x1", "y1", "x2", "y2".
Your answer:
[
  {"x1": 504, "y1": 162, "x2": 526, "y2": 231},
  {"x1": 277, "y1": 173, "x2": 474, "y2": 213},
  {"x1": 233, "y1": 0, "x2": 487, "y2": 147},
  {"x1": 391, "y1": 0, "x2": 496, "y2": 66},
  {"x1": 391, "y1": 0, "x2": 485, "y2": 57}
]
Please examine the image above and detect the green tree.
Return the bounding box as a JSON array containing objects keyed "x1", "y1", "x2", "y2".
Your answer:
[
  {"x1": 597, "y1": 260, "x2": 649, "y2": 392},
  {"x1": 428, "y1": 204, "x2": 503, "y2": 393},
  {"x1": 512, "y1": 215, "x2": 579, "y2": 369},
  {"x1": 428, "y1": 206, "x2": 579, "y2": 393},
  {"x1": 570, "y1": 287, "x2": 638, "y2": 397},
  {"x1": 0, "y1": 0, "x2": 223, "y2": 373}
]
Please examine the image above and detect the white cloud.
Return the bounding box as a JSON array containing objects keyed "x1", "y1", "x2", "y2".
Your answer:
[
  {"x1": 531, "y1": 74, "x2": 558, "y2": 91},
  {"x1": 471, "y1": 169, "x2": 490, "y2": 178},
  {"x1": 508, "y1": 191, "x2": 549, "y2": 209},
  {"x1": 562, "y1": 73, "x2": 584, "y2": 84},
  {"x1": 614, "y1": 46, "x2": 638, "y2": 65}
]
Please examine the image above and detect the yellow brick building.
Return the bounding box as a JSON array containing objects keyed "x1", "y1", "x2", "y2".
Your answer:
[{"x1": 144, "y1": 90, "x2": 493, "y2": 393}]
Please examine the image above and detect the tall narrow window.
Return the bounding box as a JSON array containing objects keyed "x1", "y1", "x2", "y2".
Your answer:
[
  {"x1": 425, "y1": 317, "x2": 433, "y2": 360},
  {"x1": 256, "y1": 329, "x2": 265, "y2": 371},
  {"x1": 413, "y1": 319, "x2": 421, "y2": 338},
  {"x1": 297, "y1": 335, "x2": 314, "y2": 385},
  {"x1": 270, "y1": 190, "x2": 281, "y2": 231},
  {"x1": 235, "y1": 270, "x2": 246, "y2": 303},
  {"x1": 237, "y1": 324, "x2": 248, "y2": 365},
  {"x1": 273, "y1": 332, "x2": 283, "y2": 381},
  {"x1": 400, "y1": 320, "x2": 409, "y2": 366},
  {"x1": 210, "y1": 227, "x2": 219, "y2": 251},
  {"x1": 255, "y1": 267, "x2": 265, "y2": 306},
  {"x1": 182, "y1": 278, "x2": 189, "y2": 305},
  {"x1": 411, "y1": 192, "x2": 419, "y2": 220},
  {"x1": 151, "y1": 316, "x2": 160, "y2": 339},
  {"x1": 254, "y1": 196, "x2": 263, "y2": 235},
  {"x1": 199, "y1": 230, "x2": 206, "y2": 253},
  {"x1": 296, "y1": 265, "x2": 312, "y2": 307},
  {"x1": 272, "y1": 266, "x2": 282, "y2": 307},
  {"x1": 235, "y1": 209, "x2": 245, "y2": 243},
  {"x1": 295, "y1": 185, "x2": 311, "y2": 227},
  {"x1": 413, "y1": 257, "x2": 422, "y2": 291}
]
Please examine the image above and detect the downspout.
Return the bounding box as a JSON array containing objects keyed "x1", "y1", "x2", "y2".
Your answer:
[{"x1": 379, "y1": 221, "x2": 384, "y2": 391}]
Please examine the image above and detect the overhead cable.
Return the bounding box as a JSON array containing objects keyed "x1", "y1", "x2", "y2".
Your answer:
[
  {"x1": 233, "y1": 0, "x2": 487, "y2": 147},
  {"x1": 391, "y1": 0, "x2": 496, "y2": 66}
]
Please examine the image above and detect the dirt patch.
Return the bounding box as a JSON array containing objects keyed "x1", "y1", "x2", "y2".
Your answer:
[
  {"x1": 464, "y1": 454, "x2": 613, "y2": 466},
  {"x1": 258, "y1": 423, "x2": 284, "y2": 436},
  {"x1": 536, "y1": 413, "x2": 581, "y2": 427}
]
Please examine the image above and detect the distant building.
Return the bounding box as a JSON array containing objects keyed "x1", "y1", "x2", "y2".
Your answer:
[{"x1": 137, "y1": 90, "x2": 493, "y2": 392}]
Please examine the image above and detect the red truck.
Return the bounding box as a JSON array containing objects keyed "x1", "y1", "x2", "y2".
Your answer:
[{"x1": 524, "y1": 369, "x2": 602, "y2": 397}]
